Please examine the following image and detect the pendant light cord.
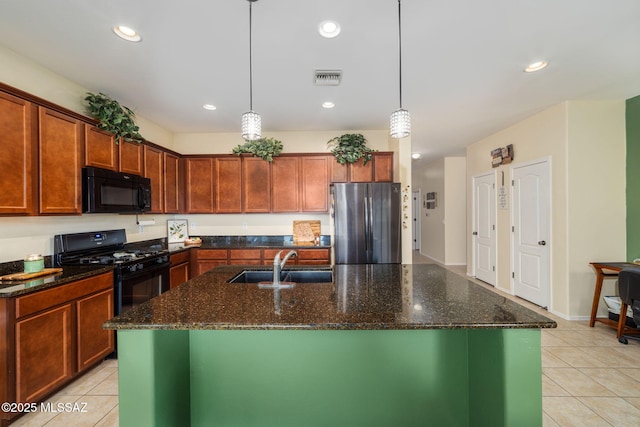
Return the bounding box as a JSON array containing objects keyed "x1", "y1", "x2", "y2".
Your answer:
[
  {"x1": 398, "y1": 0, "x2": 403, "y2": 110},
  {"x1": 249, "y1": 0, "x2": 254, "y2": 111}
]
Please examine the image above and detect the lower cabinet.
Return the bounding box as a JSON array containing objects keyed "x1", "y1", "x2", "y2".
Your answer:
[
  {"x1": 1, "y1": 272, "x2": 114, "y2": 424},
  {"x1": 229, "y1": 249, "x2": 262, "y2": 265},
  {"x1": 194, "y1": 249, "x2": 227, "y2": 276},
  {"x1": 170, "y1": 251, "x2": 191, "y2": 289}
]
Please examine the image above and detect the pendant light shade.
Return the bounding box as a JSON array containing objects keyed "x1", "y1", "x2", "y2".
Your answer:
[
  {"x1": 242, "y1": 111, "x2": 261, "y2": 141},
  {"x1": 390, "y1": 0, "x2": 410, "y2": 139},
  {"x1": 242, "y1": 0, "x2": 261, "y2": 140}
]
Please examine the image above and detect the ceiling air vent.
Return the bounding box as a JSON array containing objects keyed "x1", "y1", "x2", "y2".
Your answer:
[{"x1": 314, "y1": 70, "x2": 342, "y2": 86}]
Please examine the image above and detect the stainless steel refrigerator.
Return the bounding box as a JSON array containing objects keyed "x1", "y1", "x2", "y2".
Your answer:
[{"x1": 332, "y1": 182, "x2": 402, "y2": 264}]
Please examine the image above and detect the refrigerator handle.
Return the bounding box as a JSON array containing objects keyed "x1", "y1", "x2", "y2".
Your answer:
[
  {"x1": 368, "y1": 194, "x2": 374, "y2": 255},
  {"x1": 363, "y1": 194, "x2": 369, "y2": 252}
]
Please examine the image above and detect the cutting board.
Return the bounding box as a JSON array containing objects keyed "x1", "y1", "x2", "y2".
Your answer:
[
  {"x1": 0, "y1": 268, "x2": 63, "y2": 281},
  {"x1": 293, "y1": 220, "x2": 321, "y2": 244}
]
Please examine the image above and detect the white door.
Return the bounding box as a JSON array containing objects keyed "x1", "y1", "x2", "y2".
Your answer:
[
  {"x1": 511, "y1": 159, "x2": 550, "y2": 308},
  {"x1": 412, "y1": 190, "x2": 421, "y2": 250},
  {"x1": 473, "y1": 173, "x2": 496, "y2": 285}
]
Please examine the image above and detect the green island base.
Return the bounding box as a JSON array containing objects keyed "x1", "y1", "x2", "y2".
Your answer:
[{"x1": 117, "y1": 328, "x2": 542, "y2": 427}]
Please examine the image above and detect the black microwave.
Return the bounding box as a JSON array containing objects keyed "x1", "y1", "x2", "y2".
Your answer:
[{"x1": 82, "y1": 166, "x2": 151, "y2": 213}]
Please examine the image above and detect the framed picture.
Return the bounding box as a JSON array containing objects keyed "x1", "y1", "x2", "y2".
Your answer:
[{"x1": 167, "y1": 220, "x2": 189, "y2": 243}]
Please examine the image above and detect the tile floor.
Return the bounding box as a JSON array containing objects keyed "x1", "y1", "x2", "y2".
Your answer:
[{"x1": 11, "y1": 253, "x2": 640, "y2": 426}]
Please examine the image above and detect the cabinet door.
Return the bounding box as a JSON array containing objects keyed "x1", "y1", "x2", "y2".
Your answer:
[
  {"x1": 170, "y1": 263, "x2": 190, "y2": 289},
  {"x1": 77, "y1": 289, "x2": 114, "y2": 371},
  {"x1": 84, "y1": 125, "x2": 117, "y2": 171},
  {"x1": 144, "y1": 145, "x2": 164, "y2": 213},
  {"x1": 215, "y1": 157, "x2": 242, "y2": 213},
  {"x1": 297, "y1": 248, "x2": 331, "y2": 265},
  {"x1": 228, "y1": 249, "x2": 262, "y2": 265},
  {"x1": 242, "y1": 157, "x2": 271, "y2": 213},
  {"x1": 329, "y1": 158, "x2": 348, "y2": 183},
  {"x1": 119, "y1": 140, "x2": 144, "y2": 175},
  {"x1": 0, "y1": 91, "x2": 36, "y2": 214},
  {"x1": 185, "y1": 158, "x2": 214, "y2": 213},
  {"x1": 197, "y1": 260, "x2": 227, "y2": 275},
  {"x1": 301, "y1": 156, "x2": 329, "y2": 212},
  {"x1": 38, "y1": 107, "x2": 83, "y2": 214},
  {"x1": 373, "y1": 152, "x2": 394, "y2": 182},
  {"x1": 15, "y1": 304, "x2": 73, "y2": 403},
  {"x1": 271, "y1": 157, "x2": 300, "y2": 212},
  {"x1": 164, "y1": 152, "x2": 181, "y2": 213},
  {"x1": 349, "y1": 158, "x2": 373, "y2": 182}
]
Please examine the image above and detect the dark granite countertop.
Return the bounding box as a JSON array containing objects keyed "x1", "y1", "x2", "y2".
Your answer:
[
  {"x1": 0, "y1": 265, "x2": 113, "y2": 297},
  {"x1": 104, "y1": 264, "x2": 556, "y2": 331},
  {"x1": 170, "y1": 235, "x2": 331, "y2": 251}
]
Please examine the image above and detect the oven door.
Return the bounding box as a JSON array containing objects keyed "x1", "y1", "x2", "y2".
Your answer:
[{"x1": 116, "y1": 263, "x2": 169, "y2": 315}]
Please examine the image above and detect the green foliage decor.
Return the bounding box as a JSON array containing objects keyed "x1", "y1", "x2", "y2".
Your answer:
[
  {"x1": 232, "y1": 137, "x2": 283, "y2": 162},
  {"x1": 327, "y1": 133, "x2": 376, "y2": 165},
  {"x1": 84, "y1": 92, "x2": 143, "y2": 143}
]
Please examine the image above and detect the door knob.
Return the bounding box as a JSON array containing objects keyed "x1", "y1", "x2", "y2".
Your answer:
[
  {"x1": 472, "y1": 232, "x2": 478, "y2": 235},
  {"x1": 538, "y1": 240, "x2": 546, "y2": 246}
]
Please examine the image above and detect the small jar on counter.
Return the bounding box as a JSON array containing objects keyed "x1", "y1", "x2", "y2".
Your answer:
[{"x1": 24, "y1": 254, "x2": 44, "y2": 273}]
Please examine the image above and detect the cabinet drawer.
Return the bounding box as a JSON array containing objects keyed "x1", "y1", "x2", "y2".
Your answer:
[
  {"x1": 297, "y1": 249, "x2": 330, "y2": 260},
  {"x1": 16, "y1": 272, "x2": 113, "y2": 319},
  {"x1": 170, "y1": 250, "x2": 190, "y2": 265},
  {"x1": 229, "y1": 249, "x2": 262, "y2": 260},
  {"x1": 196, "y1": 249, "x2": 227, "y2": 260}
]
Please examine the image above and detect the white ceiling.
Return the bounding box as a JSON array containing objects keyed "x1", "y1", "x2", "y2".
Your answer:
[{"x1": 1, "y1": 0, "x2": 640, "y2": 162}]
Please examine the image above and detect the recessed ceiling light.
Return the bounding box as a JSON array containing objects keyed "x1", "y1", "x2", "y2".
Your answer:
[
  {"x1": 524, "y1": 60, "x2": 548, "y2": 73},
  {"x1": 322, "y1": 101, "x2": 335, "y2": 109},
  {"x1": 113, "y1": 25, "x2": 141, "y2": 42},
  {"x1": 318, "y1": 20, "x2": 341, "y2": 38},
  {"x1": 411, "y1": 153, "x2": 421, "y2": 159},
  {"x1": 203, "y1": 104, "x2": 217, "y2": 111}
]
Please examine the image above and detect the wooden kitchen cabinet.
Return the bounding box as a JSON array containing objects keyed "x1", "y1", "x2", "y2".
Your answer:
[
  {"x1": 215, "y1": 157, "x2": 242, "y2": 213},
  {"x1": 271, "y1": 157, "x2": 300, "y2": 212},
  {"x1": 194, "y1": 249, "x2": 227, "y2": 275},
  {"x1": 164, "y1": 152, "x2": 181, "y2": 213},
  {"x1": 119, "y1": 140, "x2": 144, "y2": 175},
  {"x1": 301, "y1": 156, "x2": 330, "y2": 212},
  {"x1": 15, "y1": 304, "x2": 74, "y2": 403},
  {"x1": 84, "y1": 125, "x2": 118, "y2": 171},
  {"x1": 297, "y1": 248, "x2": 331, "y2": 265},
  {"x1": 373, "y1": 152, "x2": 394, "y2": 182},
  {"x1": 329, "y1": 158, "x2": 348, "y2": 183},
  {"x1": 144, "y1": 145, "x2": 164, "y2": 213},
  {"x1": 2, "y1": 271, "x2": 114, "y2": 415},
  {"x1": 229, "y1": 249, "x2": 262, "y2": 265},
  {"x1": 185, "y1": 157, "x2": 215, "y2": 213},
  {"x1": 349, "y1": 158, "x2": 373, "y2": 182},
  {"x1": 38, "y1": 107, "x2": 84, "y2": 214},
  {"x1": 242, "y1": 157, "x2": 271, "y2": 213},
  {"x1": 170, "y1": 251, "x2": 191, "y2": 288},
  {"x1": 0, "y1": 91, "x2": 37, "y2": 215},
  {"x1": 76, "y1": 288, "x2": 114, "y2": 371}
]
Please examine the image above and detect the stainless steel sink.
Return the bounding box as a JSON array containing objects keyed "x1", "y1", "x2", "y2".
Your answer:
[{"x1": 227, "y1": 269, "x2": 333, "y2": 284}]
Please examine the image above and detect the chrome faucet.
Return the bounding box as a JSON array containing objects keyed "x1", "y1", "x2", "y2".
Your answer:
[
  {"x1": 273, "y1": 250, "x2": 297, "y2": 284},
  {"x1": 259, "y1": 250, "x2": 297, "y2": 289}
]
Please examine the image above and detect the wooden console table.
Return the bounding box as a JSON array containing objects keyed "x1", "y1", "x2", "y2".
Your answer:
[{"x1": 589, "y1": 262, "x2": 640, "y2": 341}]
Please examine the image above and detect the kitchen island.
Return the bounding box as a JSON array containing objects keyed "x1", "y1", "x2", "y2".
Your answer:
[{"x1": 104, "y1": 264, "x2": 556, "y2": 427}]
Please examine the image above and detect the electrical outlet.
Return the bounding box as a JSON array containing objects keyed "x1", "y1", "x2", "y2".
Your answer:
[
  {"x1": 191, "y1": 222, "x2": 197, "y2": 230},
  {"x1": 242, "y1": 222, "x2": 248, "y2": 229}
]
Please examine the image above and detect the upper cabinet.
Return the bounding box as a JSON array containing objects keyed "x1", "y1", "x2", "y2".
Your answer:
[
  {"x1": 271, "y1": 157, "x2": 300, "y2": 212},
  {"x1": 332, "y1": 152, "x2": 394, "y2": 184},
  {"x1": 84, "y1": 125, "x2": 117, "y2": 171},
  {"x1": 185, "y1": 157, "x2": 215, "y2": 213},
  {"x1": 373, "y1": 152, "x2": 393, "y2": 182},
  {"x1": 119, "y1": 140, "x2": 144, "y2": 175},
  {"x1": 164, "y1": 152, "x2": 181, "y2": 213},
  {"x1": 0, "y1": 91, "x2": 36, "y2": 215},
  {"x1": 85, "y1": 126, "x2": 144, "y2": 175},
  {"x1": 242, "y1": 157, "x2": 271, "y2": 213},
  {"x1": 301, "y1": 156, "x2": 330, "y2": 212},
  {"x1": 38, "y1": 107, "x2": 83, "y2": 215},
  {"x1": 143, "y1": 145, "x2": 164, "y2": 213},
  {"x1": 215, "y1": 157, "x2": 242, "y2": 213}
]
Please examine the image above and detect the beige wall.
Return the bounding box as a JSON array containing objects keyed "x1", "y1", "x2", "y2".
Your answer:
[
  {"x1": 465, "y1": 101, "x2": 625, "y2": 319},
  {"x1": 412, "y1": 157, "x2": 466, "y2": 265}
]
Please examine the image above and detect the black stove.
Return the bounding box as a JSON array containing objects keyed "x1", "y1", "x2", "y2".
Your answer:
[{"x1": 54, "y1": 229, "x2": 170, "y2": 316}]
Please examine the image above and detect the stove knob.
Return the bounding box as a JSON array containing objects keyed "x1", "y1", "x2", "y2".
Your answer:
[
  {"x1": 137, "y1": 263, "x2": 144, "y2": 271},
  {"x1": 128, "y1": 264, "x2": 137, "y2": 273}
]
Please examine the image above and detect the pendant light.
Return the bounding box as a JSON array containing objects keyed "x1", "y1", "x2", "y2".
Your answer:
[
  {"x1": 242, "y1": 0, "x2": 261, "y2": 140},
  {"x1": 390, "y1": 0, "x2": 411, "y2": 139}
]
